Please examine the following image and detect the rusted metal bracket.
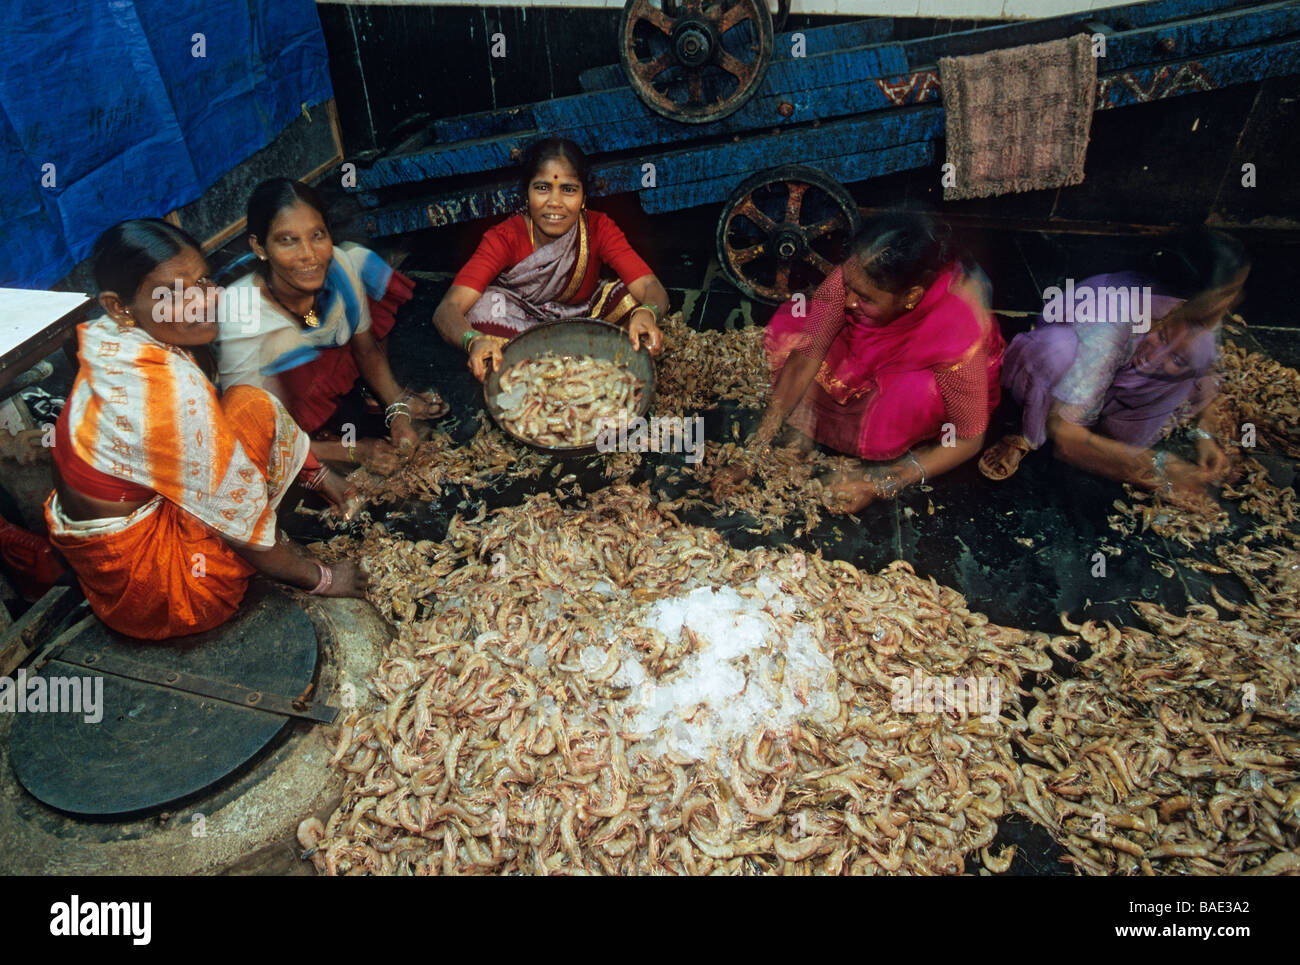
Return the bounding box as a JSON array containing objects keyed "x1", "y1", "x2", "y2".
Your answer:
[{"x1": 51, "y1": 645, "x2": 338, "y2": 724}]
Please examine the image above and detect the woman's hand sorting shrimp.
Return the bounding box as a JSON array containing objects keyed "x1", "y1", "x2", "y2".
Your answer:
[
  {"x1": 388, "y1": 416, "x2": 418, "y2": 454},
  {"x1": 1195, "y1": 436, "x2": 1233, "y2": 483},
  {"x1": 324, "y1": 559, "x2": 370, "y2": 599},
  {"x1": 821, "y1": 469, "x2": 886, "y2": 515},
  {"x1": 357, "y1": 437, "x2": 402, "y2": 475},
  {"x1": 628, "y1": 312, "x2": 664, "y2": 356},
  {"x1": 709, "y1": 462, "x2": 752, "y2": 502},
  {"x1": 469, "y1": 336, "x2": 504, "y2": 382},
  {"x1": 319, "y1": 470, "x2": 364, "y2": 522}
]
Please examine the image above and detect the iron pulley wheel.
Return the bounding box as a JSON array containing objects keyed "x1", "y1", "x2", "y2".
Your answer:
[
  {"x1": 716, "y1": 165, "x2": 861, "y2": 304},
  {"x1": 620, "y1": 0, "x2": 774, "y2": 124}
]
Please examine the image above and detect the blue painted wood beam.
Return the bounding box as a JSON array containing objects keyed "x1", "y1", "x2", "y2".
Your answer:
[
  {"x1": 354, "y1": 1, "x2": 1295, "y2": 193},
  {"x1": 344, "y1": 35, "x2": 1300, "y2": 239}
]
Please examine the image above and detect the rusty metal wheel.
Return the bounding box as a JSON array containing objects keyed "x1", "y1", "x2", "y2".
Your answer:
[
  {"x1": 716, "y1": 165, "x2": 861, "y2": 304},
  {"x1": 620, "y1": 0, "x2": 773, "y2": 125}
]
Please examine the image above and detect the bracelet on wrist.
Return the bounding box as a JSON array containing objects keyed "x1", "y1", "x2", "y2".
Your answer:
[
  {"x1": 904, "y1": 451, "x2": 926, "y2": 488},
  {"x1": 1151, "y1": 450, "x2": 1173, "y2": 494},
  {"x1": 384, "y1": 401, "x2": 413, "y2": 428},
  {"x1": 346, "y1": 443, "x2": 358, "y2": 463},
  {"x1": 634, "y1": 303, "x2": 660, "y2": 325},
  {"x1": 307, "y1": 561, "x2": 333, "y2": 595},
  {"x1": 1188, "y1": 426, "x2": 1215, "y2": 444},
  {"x1": 461, "y1": 329, "x2": 482, "y2": 353},
  {"x1": 302, "y1": 465, "x2": 329, "y2": 491}
]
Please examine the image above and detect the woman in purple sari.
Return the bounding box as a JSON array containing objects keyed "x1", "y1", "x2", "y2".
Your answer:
[
  {"x1": 433, "y1": 138, "x2": 668, "y2": 380},
  {"x1": 980, "y1": 228, "x2": 1250, "y2": 501}
]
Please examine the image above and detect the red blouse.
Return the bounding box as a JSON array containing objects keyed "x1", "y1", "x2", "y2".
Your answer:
[
  {"x1": 452, "y1": 211, "x2": 653, "y2": 302},
  {"x1": 53, "y1": 403, "x2": 153, "y2": 502}
]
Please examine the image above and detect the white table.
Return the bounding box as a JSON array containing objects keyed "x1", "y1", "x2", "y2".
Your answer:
[{"x1": 0, "y1": 288, "x2": 92, "y2": 390}]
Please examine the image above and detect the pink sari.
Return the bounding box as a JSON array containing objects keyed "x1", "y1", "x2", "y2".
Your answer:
[{"x1": 765, "y1": 265, "x2": 1004, "y2": 461}]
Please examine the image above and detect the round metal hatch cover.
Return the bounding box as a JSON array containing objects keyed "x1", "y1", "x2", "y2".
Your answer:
[{"x1": 9, "y1": 582, "x2": 318, "y2": 818}]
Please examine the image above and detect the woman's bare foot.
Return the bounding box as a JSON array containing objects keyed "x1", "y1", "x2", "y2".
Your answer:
[
  {"x1": 409, "y1": 389, "x2": 449, "y2": 420},
  {"x1": 978, "y1": 435, "x2": 1032, "y2": 481}
]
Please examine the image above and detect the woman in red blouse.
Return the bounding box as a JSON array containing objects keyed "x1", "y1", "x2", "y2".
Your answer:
[{"x1": 434, "y1": 138, "x2": 668, "y2": 380}]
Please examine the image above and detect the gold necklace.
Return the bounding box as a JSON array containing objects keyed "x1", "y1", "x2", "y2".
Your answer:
[{"x1": 265, "y1": 280, "x2": 320, "y2": 328}]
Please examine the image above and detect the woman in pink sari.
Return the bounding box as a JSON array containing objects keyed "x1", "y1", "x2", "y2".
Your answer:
[{"x1": 712, "y1": 212, "x2": 1004, "y2": 514}]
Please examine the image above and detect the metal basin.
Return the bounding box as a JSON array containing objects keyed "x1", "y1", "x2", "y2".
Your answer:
[{"x1": 483, "y1": 318, "x2": 657, "y2": 455}]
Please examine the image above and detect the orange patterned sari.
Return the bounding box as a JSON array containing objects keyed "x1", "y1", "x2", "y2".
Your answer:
[{"x1": 45, "y1": 318, "x2": 310, "y2": 639}]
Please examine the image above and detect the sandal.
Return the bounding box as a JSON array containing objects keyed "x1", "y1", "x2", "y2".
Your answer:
[{"x1": 978, "y1": 435, "x2": 1032, "y2": 481}]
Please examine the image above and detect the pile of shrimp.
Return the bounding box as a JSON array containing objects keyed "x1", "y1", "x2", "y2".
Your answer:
[
  {"x1": 654, "y1": 311, "x2": 769, "y2": 415},
  {"x1": 497, "y1": 353, "x2": 643, "y2": 448},
  {"x1": 1215, "y1": 340, "x2": 1300, "y2": 458},
  {"x1": 344, "y1": 421, "x2": 551, "y2": 506},
  {"x1": 293, "y1": 327, "x2": 1300, "y2": 876},
  {"x1": 1046, "y1": 346, "x2": 1300, "y2": 873},
  {"x1": 1106, "y1": 485, "x2": 1231, "y2": 548},
  {"x1": 307, "y1": 484, "x2": 1062, "y2": 875},
  {"x1": 675, "y1": 439, "x2": 859, "y2": 537},
  {"x1": 1013, "y1": 571, "x2": 1300, "y2": 876},
  {"x1": 1106, "y1": 341, "x2": 1300, "y2": 547}
]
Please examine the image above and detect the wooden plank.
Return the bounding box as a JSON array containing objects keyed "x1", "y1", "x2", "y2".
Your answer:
[
  {"x1": 1096, "y1": 35, "x2": 1300, "y2": 109},
  {"x1": 432, "y1": 20, "x2": 899, "y2": 141},
  {"x1": 349, "y1": 109, "x2": 941, "y2": 235},
  {"x1": 429, "y1": 107, "x2": 538, "y2": 148},
  {"x1": 355, "y1": 1, "x2": 1295, "y2": 193},
  {"x1": 640, "y1": 142, "x2": 935, "y2": 213},
  {"x1": 1098, "y1": 2, "x2": 1300, "y2": 73},
  {"x1": 0, "y1": 583, "x2": 84, "y2": 678},
  {"x1": 902, "y1": 0, "x2": 1262, "y2": 64}
]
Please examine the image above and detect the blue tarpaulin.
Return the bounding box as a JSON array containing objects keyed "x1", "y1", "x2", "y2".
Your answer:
[{"x1": 0, "y1": 0, "x2": 333, "y2": 289}]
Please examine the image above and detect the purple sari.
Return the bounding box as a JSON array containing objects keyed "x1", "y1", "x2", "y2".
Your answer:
[{"x1": 1003, "y1": 272, "x2": 1218, "y2": 448}]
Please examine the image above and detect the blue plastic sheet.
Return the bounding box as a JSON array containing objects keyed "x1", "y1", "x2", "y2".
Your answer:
[{"x1": 0, "y1": 0, "x2": 333, "y2": 288}]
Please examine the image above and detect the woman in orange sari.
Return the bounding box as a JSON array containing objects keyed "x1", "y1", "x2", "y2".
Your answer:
[
  {"x1": 433, "y1": 138, "x2": 668, "y2": 379},
  {"x1": 45, "y1": 220, "x2": 367, "y2": 640}
]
